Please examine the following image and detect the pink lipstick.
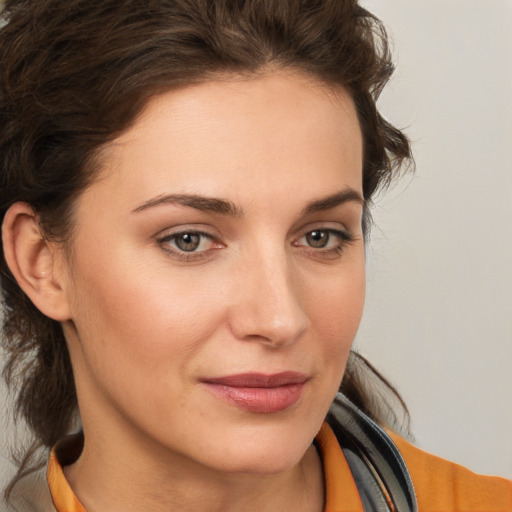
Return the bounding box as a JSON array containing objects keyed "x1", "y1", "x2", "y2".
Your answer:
[{"x1": 202, "y1": 372, "x2": 307, "y2": 413}]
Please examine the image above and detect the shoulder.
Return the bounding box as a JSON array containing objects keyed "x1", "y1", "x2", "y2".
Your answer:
[
  {"x1": 389, "y1": 432, "x2": 512, "y2": 512},
  {"x1": 1, "y1": 466, "x2": 55, "y2": 512}
]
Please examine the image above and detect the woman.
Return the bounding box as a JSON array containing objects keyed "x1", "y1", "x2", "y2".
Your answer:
[{"x1": 0, "y1": 1, "x2": 510, "y2": 511}]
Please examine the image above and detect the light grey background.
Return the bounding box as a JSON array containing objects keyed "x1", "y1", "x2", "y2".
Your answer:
[
  {"x1": 1, "y1": 0, "x2": 511, "y2": 491},
  {"x1": 358, "y1": 0, "x2": 512, "y2": 478}
]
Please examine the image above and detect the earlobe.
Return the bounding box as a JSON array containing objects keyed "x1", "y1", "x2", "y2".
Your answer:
[{"x1": 2, "y1": 202, "x2": 72, "y2": 321}]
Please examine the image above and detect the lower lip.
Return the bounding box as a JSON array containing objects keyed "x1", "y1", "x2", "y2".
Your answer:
[{"x1": 204, "y1": 382, "x2": 306, "y2": 413}]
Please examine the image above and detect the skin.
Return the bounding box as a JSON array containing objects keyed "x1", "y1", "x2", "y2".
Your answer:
[{"x1": 4, "y1": 71, "x2": 365, "y2": 511}]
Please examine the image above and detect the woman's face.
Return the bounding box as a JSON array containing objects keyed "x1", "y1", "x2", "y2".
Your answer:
[{"x1": 60, "y1": 71, "x2": 365, "y2": 475}]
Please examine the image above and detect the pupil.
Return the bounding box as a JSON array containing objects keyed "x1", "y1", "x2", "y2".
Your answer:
[
  {"x1": 307, "y1": 230, "x2": 328, "y2": 248},
  {"x1": 176, "y1": 233, "x2": 200, "y2": 251}
]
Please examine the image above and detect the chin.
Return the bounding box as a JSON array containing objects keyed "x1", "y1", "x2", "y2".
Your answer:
[
  {"x1": 189, "y1": 419, "x2": 319, "y2": 476},
  {"x1": 212, "y1": 448, "x2": 308, "y2": 476}
]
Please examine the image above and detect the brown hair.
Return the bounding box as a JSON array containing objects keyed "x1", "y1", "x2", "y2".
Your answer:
[{"x1": 0, "y1": 0, "x2": 412, "y2": 496}]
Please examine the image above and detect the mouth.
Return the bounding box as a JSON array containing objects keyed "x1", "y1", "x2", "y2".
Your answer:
[{"x1": 201, "y1": 372, "x2": 308, "y2": 413}]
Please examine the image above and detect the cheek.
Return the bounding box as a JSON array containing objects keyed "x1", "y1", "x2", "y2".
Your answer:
[
  {"x1": 66, "y1": 243, "x2": 225, "y2": 384},
  {"x1": 65, "y1": 256, "x2": 224, "y2": 427},
  {"x1": 74, "y1": 281, "x2": 210, "y2": 357},
  {"x1": 308, "y1": 257, "x2": 365, "y2": 331},
  {"x1": 303, "y1": 257, "x2": 365, "y2": 371}
]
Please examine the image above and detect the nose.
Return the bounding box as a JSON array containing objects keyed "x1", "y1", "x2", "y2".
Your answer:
[{"x1": 228, "y1": 251, "x2": 310, "y2": 348}]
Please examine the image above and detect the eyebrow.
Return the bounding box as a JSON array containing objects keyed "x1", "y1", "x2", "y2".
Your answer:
[
  {"x1": 131, "y1": 188, "x2": 364, "y2": 217},
  {"x1": 301, "y1": 188, "x2": 364, "y2": 215},
  {"x1": 131, "y1": 193, "x2": 243, "y2": 216}
]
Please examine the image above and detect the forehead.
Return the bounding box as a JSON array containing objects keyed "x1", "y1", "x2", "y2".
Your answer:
[{"x1": 82, "y1": 71, "x2": 363, "y2": 214}]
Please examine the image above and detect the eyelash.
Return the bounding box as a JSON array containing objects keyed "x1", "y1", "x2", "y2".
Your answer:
[{"x1": 157, "y1": 227, "x2": 356, "y2": 262}]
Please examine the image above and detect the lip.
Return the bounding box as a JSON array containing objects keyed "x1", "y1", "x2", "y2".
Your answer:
[{"x1": 202, "y1": 372, "x2": 307, "y2": 413}]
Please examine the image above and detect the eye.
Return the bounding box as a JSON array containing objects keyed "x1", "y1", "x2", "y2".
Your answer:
[
  {"x1": 157, "y1": 230, "x2": 222, "y2": 260},
  {"x1": 173, "y1": 232, "x2": 203, "y2": 252},
  {"x1": 301, "y1": 229, "x2": 351, "y2": 249},
  {"x1": 305, "y1": 230, "x2": 331, "y2": 248},
  {"x1": 294, "y1": 227, "x2": 355, "y2": 259}
]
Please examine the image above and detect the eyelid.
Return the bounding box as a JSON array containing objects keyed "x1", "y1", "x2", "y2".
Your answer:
[
  {"x1": 293, "y1": 221, "x2": 353, "y2": 240},
  {"x1": 155, "y1": 222, "x2": 219, "y2": 237}
]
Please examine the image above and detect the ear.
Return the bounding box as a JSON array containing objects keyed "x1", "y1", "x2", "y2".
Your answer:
[{"x1": 2, "y1": 202, "x2": 72, "y2": 321}]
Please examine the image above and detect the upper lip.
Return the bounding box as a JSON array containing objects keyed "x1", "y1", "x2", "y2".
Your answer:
[{"x1": 202, "y1": 372, "x2": 307, "y2": 388}]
